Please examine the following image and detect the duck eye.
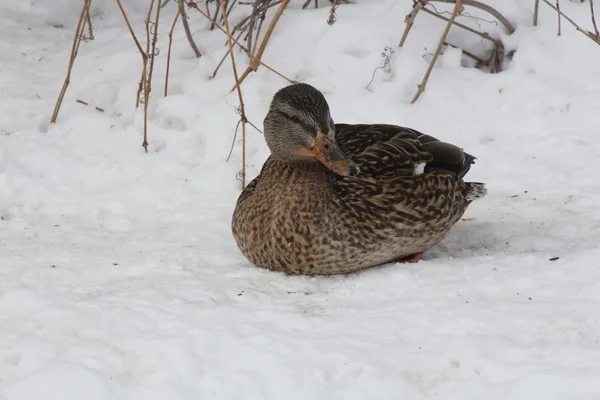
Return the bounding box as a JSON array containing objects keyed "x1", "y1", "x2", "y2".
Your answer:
[{"x1": 323, "y1": 142, "x2": 332, "y2": 151}]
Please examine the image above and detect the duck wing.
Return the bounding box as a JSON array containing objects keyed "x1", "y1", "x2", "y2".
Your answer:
[{"x1": 334, "y1": 124, "x2": 475, "y2": 181}]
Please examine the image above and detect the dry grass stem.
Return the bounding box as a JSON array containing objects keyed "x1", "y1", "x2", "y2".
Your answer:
[
  {"x1": 165, "y1": 8, "x2": 181, "y2": 96},
  {"x1": 116, "y1": 0, "x2": 145, "y2": 55},
  {"x1": 115, "y1": 0, "x2": 148, "y2": 108},
  {"x1": 141, "y1": 0, "x2": 161, "y2": 153},
  {"x1": 534, "y1": 0, "x2": 540, "y2": 26},
  {"x1": 541, "y1": 0, "x2": 600, "y2": 44},
  {"x1": 235, "y1": 0, "x2": 291, "y2": 90},
  {"x1": 411, "y1": 0, "x2": 463, "y2": 103},
  {"x1": 219, "y1": 0, "x2": 247, "y2": 188},
  {"x1": 187, "y1": 1, "x2": 295, "y2": 85},
  {"x1": 76, "y1": 99, "x2": 105, "y2": 112},
  {"x1": 431, "y1": 0, "x2": 515, "y2": 34},
  {"x1": 211, "y1": 29, "x2": 245, "y2": 79},
  {"x1": 421, "y1": 6, "x2": 502, "y2": 46},
  {"x1": 86, "y1": 12, "x2": 94, "y2": 40},
  {"x1": 399, "y1": 0, "x2": 426, "y2": 47},
  {"x1": 179, "y1": 0, "x2": 202, "y2": 57},
  {"x1": 51, "y1": 0, "x2": 92, "y2": 123},
  {"x1": 591, "y1": 0, "x2": 599, "y2": 37},
  {"x1": 328, "y1": 0, "x2": 339, "y2": 25},
  {"x1": 556, "y1": 0, "x2": 561, "y2": 35}
]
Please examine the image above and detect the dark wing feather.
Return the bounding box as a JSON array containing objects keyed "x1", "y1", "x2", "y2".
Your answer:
[{"x1": 334, "y1": 124, "x2": 475, "y2": 181}]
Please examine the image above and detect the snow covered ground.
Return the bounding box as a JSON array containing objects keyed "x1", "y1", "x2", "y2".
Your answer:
[{"x1": 1, "y1": 0, "x2": 600, "y2": 398}]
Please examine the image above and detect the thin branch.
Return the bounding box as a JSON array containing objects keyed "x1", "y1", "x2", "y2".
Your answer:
[
  {"x1": 411, "y1": 0, "x2": 463, "y2": 103},
  {"x1": 591, "y1": 0, "x2": 599, "y2": 37},
  {"x1": 210, "y1": 0, "x2": 221, "y2": 30},
  {"x1": 211, "y1": 29, "x2": 245, "y2": 79},
  {"x1": 165, "y1": 8, "x2": 181, "y2": 96},
  {"x1": 533, "y1": 0, "x2": 540, "y2": 26},
  {"x1": 86, "y1": 11, "x2": 94, "y2": 40},
  {"x1": 187, "y1": 1, "x2": 295, "y2": 84},
  {"x1": 253, "y1": 7, "x2": 266, "y2": 55},
  {"x1": 422, "y1": 6, "x2": 502, "y2": 47},
  {"x1": 327, "y1": 0, "x2": 339, "y2": 25},
  {"x1": 219, "y1": 0, "x2": 246, "y2": 188},
  {"x1": 236, "y1": 0, "x2": 292, "y2": 90},
  {"x1": 226, "y1": 119, "x2": 242, "y2": 162},
  {"x1": 430, "y1": 0, "x2": 515, "y2": 34},
  {"x1": 51, "y1": 0, "x2": 92, "y2": 123},
  {"x1": 76, "y1": 99, "x2": 105, "y2": 112},
  {"x1": 541, "y1": 0, "x2": 600, "y2": 44},
  {"x1": 115, "y1": 0, "x2": 145, "y2": 55},
  {"x1": 116, "y1": 0, "x2": 148, "y2": 108},
  {"x1": 141, "y1": 0, "x2": 156, "y2": 152},
  {"x1": 556, "y1": 0, "x2": 561, "y2": 36},
  {"x1": 399, "y1": 0, "x2": 426, "y2": 47},
  {"x1": 179, "y1": 0, "x2": 202, "y2": 57}
]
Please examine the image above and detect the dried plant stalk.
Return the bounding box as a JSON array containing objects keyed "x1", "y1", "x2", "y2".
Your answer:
[
  {"x1": 141, "y1": 0, "x2": 161, "y2": 153},
  {"x1": 591, "y1": 0, "x2": 599, "y2": 37},
  {"x1": 76, "y1": 99, "x2": 104, "y2": 112},
  {"x1": 541, "y1": 0, "x2": 600, "y2": 44},
  {"x1": 534, "y1": 0, "x2": 540, "y2": 26},
  {"x1": 165, "y1": 8, "x2": 181, "y2": 96},
  {"x1": 235, "y1": 0, "x2": 291, "y2": 89},
  {"x1": 51, "y1": 0, "x2": 92, "y2": 123},
  {"x1": 115, "y1": 0, "x2": 148, "y2": 108},
  {"x1": 421, "y1": 7, "x2": 502, "y2": 47},
  {"x1": 179, "y1": 0, "x2": 202, "y2": 57},
  {"x1": 556, "y1": 0, "x2": 561, "y2": 36},
  {"x1": 187, "y1": 1, "x2": 295, "y2": 84},
  {"x1": 399, "y1": 0, "x2": 426, "y2": 47},
  {"x1": 431, "y1": 0, "x2": 515, "y2": 34},
  {"x1": 411, "y1": 0, "x2": 463, "y2": 103},
  {"x1": 218, "y1": 0, "x2": 246, "y2": 188}
]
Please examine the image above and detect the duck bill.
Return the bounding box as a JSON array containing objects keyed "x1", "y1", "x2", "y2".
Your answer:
[{"x1": 312, "y1": 137, "x2": 359, "y2": 176}]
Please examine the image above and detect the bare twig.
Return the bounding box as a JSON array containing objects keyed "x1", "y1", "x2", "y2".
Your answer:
[
  {"x1": 178, "y1": 0, "x2": 202, "y2": 57},
  {"x1": 411, "y1": 0, "x2": 463, "y2": 103},
  {"x1": 444, "y1": 41, "x2": 485, "y2": 64},
  {"x1": 235, "y1": 0, "x2": 291, "y2": 90},
  {"x1": 556, "y1": 0, "x2": 561, "y2": 36},
  {"x1": 187, "y1": 1, "x2": 295, "y2": 84},
  {"x1": 51, "y1": 0, "x2": 92, "y2": 123},
  {"x1": 399, "y1": 0, "x2": 426, "y2": 47},
  {"x1": 86, "y1": 12, "x2": 94, "y2": 40},
  {"x1": 541, "y1": 0, "x2": 600, "y2": 44},
  {"x1": 165, "y1": 8, "x2": 181, "y2": 96},
  {"x1": 115, "y1": 0, "x2": 145, "y2": 55},
  {"x1": 253, "y1": 8, "x2": 266, "y2": 55},
  {"x1": 211, "y1": 29, "x2": 245, "y2": 79},
  {"x1": 591, "y1": 0, "x2": 599, "y2": 37},
  {"x1": 328, "y1": 0, "x2": 339, "y2": 25},
  {"x1": 219, "y1": 0, "x2": 246, "y2": 188},
  {"x1": 430, "y1": 0, "x2": 515, "y2": 34},
  {"x1": 422, "y1": 7, "x2": 502, "y2": 47},
  {"x1": 116, "y1": 0, "x2": 148, "y2": 108},
  {"x1": 226, "y1": 119, "x2": 242, "y2": 162},
  {"x1": 76, "y1": 99, "x2": 105, "y2": 112},
  {"x1": 247, "y1": 0, "x2": 264, "y2": 57},
  {"x1": 533, "y1": 0, "x2": 540, "y2": 26}
]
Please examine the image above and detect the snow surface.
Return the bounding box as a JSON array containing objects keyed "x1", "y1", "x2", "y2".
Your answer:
[{"x1": 1, "y1": 0, "x2": 600, "y2": 398}]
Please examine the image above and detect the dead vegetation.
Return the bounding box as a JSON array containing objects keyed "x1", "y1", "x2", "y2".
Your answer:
[{"x1": 50, "y1": 0, "x2": 600, "y2": 187}]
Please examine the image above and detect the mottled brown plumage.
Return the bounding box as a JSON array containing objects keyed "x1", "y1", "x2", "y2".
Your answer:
[{"x1": 232, "y1": 83, "x2": 486, "y2": 275}]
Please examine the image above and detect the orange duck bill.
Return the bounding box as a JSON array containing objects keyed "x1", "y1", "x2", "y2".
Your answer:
[{"x1": 311, "y1": 136, "x2": 359, "y2": 177}]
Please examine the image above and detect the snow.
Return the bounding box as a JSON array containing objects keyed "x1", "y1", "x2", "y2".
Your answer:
[{"x1": 1, "y1": 0, "x2": 600, "y2": 398}]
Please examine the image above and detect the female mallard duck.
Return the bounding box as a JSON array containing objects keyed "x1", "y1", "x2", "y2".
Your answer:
[{"x1": 232, "y1": 83, "x2": 486, "y2": 275}]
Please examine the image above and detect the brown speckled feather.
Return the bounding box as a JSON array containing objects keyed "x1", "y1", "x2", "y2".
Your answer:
[{"x1": 232, "y1": 123, "x2": 486, "y2": 275}]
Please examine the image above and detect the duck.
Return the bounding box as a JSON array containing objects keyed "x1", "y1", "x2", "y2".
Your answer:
[{"x1": 231, "y1": 83, "x2": 486, "y2": 275}]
